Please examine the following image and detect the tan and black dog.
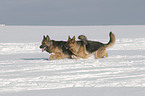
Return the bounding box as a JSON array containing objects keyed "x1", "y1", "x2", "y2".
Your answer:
[
  {"x1": 40, "y1": 35, "x2": 77, "y2": 60},
  {"x1": 65, "y1": 32, "x2": 116, "y2": 59}
]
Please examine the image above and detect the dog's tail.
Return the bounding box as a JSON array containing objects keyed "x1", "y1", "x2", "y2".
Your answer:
[
  {"x1": 78, "y1": 35, "x2": 88, "y2": 45},
  {"x1": 78, "y1": 35, "x2": 87, "y2": 40},
  {"x1": 105, "y1": 32, "x2": 116, "y2": 48}
]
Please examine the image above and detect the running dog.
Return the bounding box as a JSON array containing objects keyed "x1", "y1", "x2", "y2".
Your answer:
[
  {"x1": 40, "y1": 35, "x2": 77, "y2": 60},
  {"x1": 65, "y1": 32, "x2": 116, "y2": 59}
]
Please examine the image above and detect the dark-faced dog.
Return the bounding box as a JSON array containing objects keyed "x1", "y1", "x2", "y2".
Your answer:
[
  {"x1": 40, "y1": 35, "x2": 77, "y2": 60},
  {"x1": 65, "y1": 32, "x2": 116, "y2": 59}
]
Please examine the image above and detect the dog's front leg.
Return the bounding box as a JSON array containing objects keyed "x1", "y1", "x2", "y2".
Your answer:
[
  {"x1": 73, "y1": 45, "x2": 88, "y2": 59},
  {"x1": 69, "y1": 47, "x2": 78, "y2": 55},
  {"x1": 49, "y1": 54, "x2": 53, "y2": 60},
  {"x1": 95, "y1": 47, "x2": 107, "y2": 58},
  {"x1": 49, "y1": 53, "x2": 55, "y2": 60},
  {"x1": 71, "y1": 55, "x2": 78, "y2": 60}
]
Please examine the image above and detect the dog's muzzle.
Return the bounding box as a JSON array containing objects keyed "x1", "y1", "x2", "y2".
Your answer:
[
  {"x1": 64, "y1": 44, "x2": 70, "y2": 49},
  {"x1": 40, "y1": 45, "x2": 46, "y2": 52}
]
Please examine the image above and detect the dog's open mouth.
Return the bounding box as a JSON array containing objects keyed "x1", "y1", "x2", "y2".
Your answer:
[
  {"x1": 65, "y1": 45, "x2": 70, "y2": 49},
  {"x1": 42, "y1": 47, "x2": 46, "y2": 52},
  {"x1": 65, "y1": 47, "x2": 68, "y2": 49}
]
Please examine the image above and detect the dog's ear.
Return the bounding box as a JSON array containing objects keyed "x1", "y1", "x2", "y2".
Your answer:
[
  {"x1": 72, "y1": 36, "x2": 75, "y2": 40},
  {"x1": 43, "y1": 35, "x2": 46, "y2": 39},
  {"x1": 72, "y1": 36, "x2": 75, "y2": 43},
  {"x1": 46, "y1": 35, "x2": 50, "y2": 41},
  {"x1": 68, "y1": 36, "x2": 71, "y2": 40}
]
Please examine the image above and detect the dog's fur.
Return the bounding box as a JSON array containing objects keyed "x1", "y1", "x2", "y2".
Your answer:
[
  {"x1": 40, "y1": 35, "x2": 77, "y2": 60},
  {"x1": 65, "y1": 32, "x2": 116, "y2": 59}
]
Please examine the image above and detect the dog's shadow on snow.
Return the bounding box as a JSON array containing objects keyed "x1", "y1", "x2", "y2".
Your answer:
[{"x1": 22, "y1": 58, "x2": 48, "y2": 61}]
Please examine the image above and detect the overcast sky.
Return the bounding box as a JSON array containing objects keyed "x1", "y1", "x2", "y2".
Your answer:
[{"x1": 0, "y1": 0, "x2": 145, "y2": 25}]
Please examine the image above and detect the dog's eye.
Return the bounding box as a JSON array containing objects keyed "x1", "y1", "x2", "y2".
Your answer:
[
  {"x1": 71, "y1": 40, "x2": 75, "y2": 44},
  {"x1": 42, "y1": 42, "x2": 46, "y2": 45}
]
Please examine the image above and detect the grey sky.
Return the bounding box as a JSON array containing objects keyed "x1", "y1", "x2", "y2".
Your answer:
[{"x1": 0, "y1": 0, "x2": 145, "y2": 25}]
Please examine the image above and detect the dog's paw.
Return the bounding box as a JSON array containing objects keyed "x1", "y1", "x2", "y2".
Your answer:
[
  {"x1": 50, "y1": 53, "x2": 55, "y2": 55},
  {"x1": 102, "y1": 56, "x2": 106, "y2": 58},
  {"x1": 71, "y1": 55, "x2": 78, "y2": 60}
]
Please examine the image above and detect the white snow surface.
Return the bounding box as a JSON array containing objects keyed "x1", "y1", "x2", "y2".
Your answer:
[{"x1": 0, "y1": 25, "x2": 145, "y2": 96}]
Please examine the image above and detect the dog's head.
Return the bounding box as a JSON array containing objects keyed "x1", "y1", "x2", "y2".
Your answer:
[
  {"x1": 40, "y1": 35, "x2": 52, "y2": 52},
  {"x1": 65, "y1": 36, "x2": 76, "y2": 49}
]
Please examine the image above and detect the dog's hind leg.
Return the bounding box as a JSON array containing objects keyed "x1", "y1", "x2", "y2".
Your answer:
[{"x1": 95, "y1": 47, "x2": 107, "y2": 58}]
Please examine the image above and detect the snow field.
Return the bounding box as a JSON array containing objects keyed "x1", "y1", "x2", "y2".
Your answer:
[{"x1": 0, "y1": 25, "x2": 145, "y2": 96}]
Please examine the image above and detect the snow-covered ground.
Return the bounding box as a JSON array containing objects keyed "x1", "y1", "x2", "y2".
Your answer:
[{"x1": 0, "y1": 25, "x2": 145, "y2": 96}]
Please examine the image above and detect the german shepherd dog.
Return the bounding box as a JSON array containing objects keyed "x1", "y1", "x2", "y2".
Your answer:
[
  {"x1": 65, "y1": 32, "x2": 116, "y2": 59},
  {"x1": 40, "y1": 35, "x2": 77, "y2": 60}
]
